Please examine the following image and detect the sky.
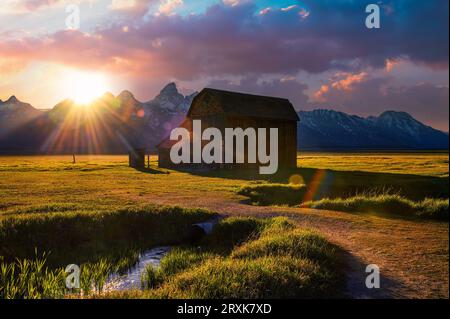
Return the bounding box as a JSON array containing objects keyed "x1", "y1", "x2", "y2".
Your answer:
[{"x1": 0, "y1": 0, "x2": 448, "y2": 131}]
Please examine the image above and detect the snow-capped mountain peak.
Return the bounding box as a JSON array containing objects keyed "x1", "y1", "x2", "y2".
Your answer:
[
  {"x1": 297, "y1": 109, "x2": 448, "y2": 149},
  {"x1": 148, "y1": 82, "x2": 197, "y2": 113}
]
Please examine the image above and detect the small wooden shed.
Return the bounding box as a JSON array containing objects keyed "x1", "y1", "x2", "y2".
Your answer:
[{"x1": 128, "y1": 147, "x2": 146, "y2": 169}]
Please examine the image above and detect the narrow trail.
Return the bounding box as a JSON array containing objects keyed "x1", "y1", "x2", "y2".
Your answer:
[{"x1": 140, "y1": 194, "x2": 449, "y2": 299}]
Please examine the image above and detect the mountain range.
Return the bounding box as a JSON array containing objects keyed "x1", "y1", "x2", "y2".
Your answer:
[
  {"x1": 0, "y1": 83, "x2": 448, "y2": 154},
  {"x1": 298, "y1": 109, "x2": 448, "y2": 150}
]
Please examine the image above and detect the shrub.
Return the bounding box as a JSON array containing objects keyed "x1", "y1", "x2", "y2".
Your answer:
[
  {"x1": 231, "y1": 229, "x2": 336, "y2": 265},
  {"x1": 304, "y1": 195, "x2": 448, "y2": 221}
]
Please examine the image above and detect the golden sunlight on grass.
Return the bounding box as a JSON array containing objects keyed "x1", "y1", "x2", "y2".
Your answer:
[{"x1": 0, "y1": 154, "x2": 448, "y2": 298}]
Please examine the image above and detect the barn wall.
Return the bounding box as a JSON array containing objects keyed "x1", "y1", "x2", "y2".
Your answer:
[
  {"x1": 157, "y1": 148, "x2": 172, "y2": 168},
  {"x1": 225, "y1": 117, "x2": 297, "y2": 170},
  {"x1": 157, "y1": 115, "x2": 298, "y2": 172}
]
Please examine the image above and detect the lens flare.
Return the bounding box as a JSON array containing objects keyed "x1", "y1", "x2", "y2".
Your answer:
[
  {"x1": 289, "y1": 174, "x2": 304, "y2": 185},
  {"x1": 302, "y1": 169, "x2": 327, "y2": 203}
]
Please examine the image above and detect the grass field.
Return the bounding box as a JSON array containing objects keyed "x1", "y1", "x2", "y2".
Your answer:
[
  {"x1": 0, "y1": 153, "x2": 448, "y2": 215},
  {"x1": 297, "y1": 152, "x2": 449, "y2": 177},
  {"x1": 0, "y1": 152, "x2": 448, "y2": 298}
]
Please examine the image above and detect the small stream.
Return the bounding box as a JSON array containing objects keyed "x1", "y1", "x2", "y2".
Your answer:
[
  {"x1": 103, "y1": 246, "x2": 171, "y2": 292},
  {"x1": 102, "y1": 218, "x2": 219, "y2": 293}
]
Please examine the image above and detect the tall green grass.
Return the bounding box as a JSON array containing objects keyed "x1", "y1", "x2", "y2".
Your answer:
[
  {"x1": 304, "y1": 194, "x2": 449, "y2": 221},
  {"x1": 1, "y1": 212, "x2": 343, "y2": 299},
  {"x1": 106, "y1": 217, "x2": 343, "y2": 299},
  {"x1": 0, "y1": 253, "x2": 66, "y2": 299},
  {"x1": 0, "y1": 205, "x2": 215, "y2": 267},
  {"x1": 0, "y1": 205, "x2": 215, "y2": 299},
  {"x1": 141, "y1": 248, "x2": 217, "y2": 290},
  {"x1": 238, "y1": 183, "x2": 448, "y2": 221},
  {"x1": 0, "y1": 254, "x2": 138, "y2": 298}
]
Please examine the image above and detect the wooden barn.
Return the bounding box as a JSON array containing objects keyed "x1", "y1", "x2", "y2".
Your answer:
[{"x1": 157, "y1": 88, "x2": 299, "y2": 171}]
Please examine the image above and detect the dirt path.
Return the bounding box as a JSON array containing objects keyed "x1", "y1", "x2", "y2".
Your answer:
[{"x1": 140, "y1": 193, "x2": 449, "y2": 299}]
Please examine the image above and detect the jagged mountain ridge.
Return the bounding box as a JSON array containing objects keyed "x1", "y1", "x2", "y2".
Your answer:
[
  {"x1": 298, "y1": 109, "x2": 448, "y2": 149},
  {"x1": 0, "y1": 83, "x2": 196, "y2": 154},
  {"x1": 0, "y1": 96, "x2": 42, "y2": 137},
  {"x1": 0, "y1": 85, "x2": 448, "y2": 153}
]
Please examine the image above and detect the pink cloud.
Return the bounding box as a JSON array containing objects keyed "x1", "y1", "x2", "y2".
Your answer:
[
  {"x1": 1, "y1": 1, "x2": 448, "y2": 82},
  {"x1": 313, "y1": 85, "x2": 329, "y2": 102},
  {"x1": 310, "y1": 73, "x2": 449, "y2": 131},
  {"x1": 259, "y1": 7, "x2": 271, "y2": 15},
  {"x1": 0, "y1": 57, "x2": 29, "y2": 75},
  {"x1": 331, "y1": 72, "x2": 368, "y2": 91},
  {"x1": 109, "y1": 0, "x2": 154, "y2": 16},
  {"x1": 281, "y1": 5, "x2": 297, "y2": 12},
  {"x1": 0, "y1": 4, "x2": 358, "y2": 79},
  {"x1": 158, "y1": 0, "x2": 183, "y2": 15}
]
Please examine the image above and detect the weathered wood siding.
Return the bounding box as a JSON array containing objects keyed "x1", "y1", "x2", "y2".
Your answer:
[{"x1": 158, "y1": 116, "x2": 297, "y2": 170}]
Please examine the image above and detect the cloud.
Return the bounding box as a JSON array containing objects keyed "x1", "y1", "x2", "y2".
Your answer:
[
  {"x1": 158, "y1": 0, "x2": 183, "y2": 15},
  {"x1": 0, "y1": 0, "x2": 60, "y2": 13},
  {"x1": 385, "y1": 58, "x2": 401, "y2": 72},
  {"x1": 281, "y1": 5, "x2": 297, "y2": 12},
  {"x1": 1, "y1": 0, "x2": 447, "y2": 80},
  {"x1": 0, "y1": 0, "x2": 100, "y2": 13},
  {"x1": 24, "y1": 0, "x2": 62, "y2": 10},
  {"x1": 4, "y1": 0, "x2": 448, "y2": 79},
  {"x1": 310, "y1": 73, "x2": 449, "y2": 131},
  {"x1": 109, "y1": 0, "x2": 145, "y2": 11},
  {"x1": 0, "y1": 0, "x2": 448, "y2": 131},
  {"x1": 298, "y1": 8, "x2": 309, "y2": 19},
  {"x1": 207, "y1": 75, "x2": 310, "y2": 110},
  {"x1": 108, "y1": 0, "x2": 155, "y2": 17},
  {"x1": 313, "y1": 85, "x2": 329, "y2": 102},
  {"x1": 330, "y1": 72, "x2": 368, "y2": 91},
  {"x1": 209, "y1": 72, "x2": 449, "y2": 131},
  {"x1": 259, "y1": 7, "x2": 271, "y2": 15},
  {"x1": 0, "y1": 57, "x2": 28, "y2": 76},
  {"x1": 223, "y1": 0, "x2": 239, "y2": 7}
]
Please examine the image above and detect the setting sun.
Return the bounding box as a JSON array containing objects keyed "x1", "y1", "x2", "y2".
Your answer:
[{"x1": 65, "y1": 71, "x2": 108, "y2": 105}]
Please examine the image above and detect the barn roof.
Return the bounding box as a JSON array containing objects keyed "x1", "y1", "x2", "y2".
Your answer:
[{"x1": 187, "y1": 88, "x2": 300, "y2": 121}]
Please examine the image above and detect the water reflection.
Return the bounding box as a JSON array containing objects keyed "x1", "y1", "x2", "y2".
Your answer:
[{"x1": 103, "y1": 246, "x2": 170, "y2": 292}]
